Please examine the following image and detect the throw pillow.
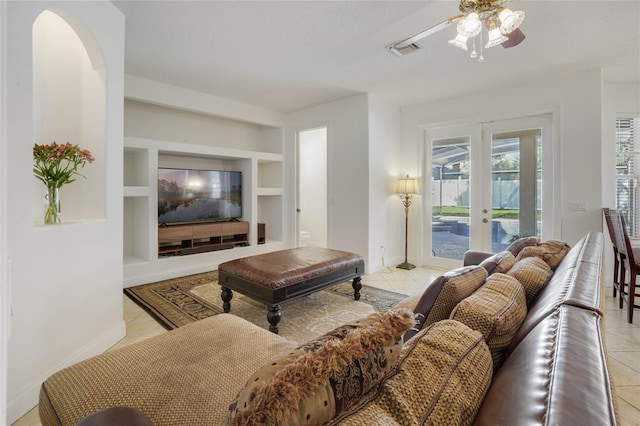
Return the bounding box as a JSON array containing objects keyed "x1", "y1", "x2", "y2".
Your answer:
[
  {"x1": 507, "y1": 256, "x2": 553, "y2": 305},
  {"x1": 404, "y1": 265, "x2": 487, "y2": 342},
  {"x1": 506, "y1": 236, "x2": 541, "y2": 257},
  {"x1": 515, "y1": 239, "x2": 570, "y2": 269},
  {"x1": 226, "y1": 309, "x2": 414, "y2": 426},
  {"x1": 450, "y1": 273, "x2": 527, "y2": 370},
  {"x1": 327, "y1": 320, "x2": 493, "y2": 426},
  {"x1": 479, "y1": 250, "x2": 516, "y2": 275}
]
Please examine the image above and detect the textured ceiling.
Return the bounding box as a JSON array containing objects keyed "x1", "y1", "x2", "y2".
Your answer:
[{"x1": 112, "y1": 1, "x2": 640, "y2": 113}]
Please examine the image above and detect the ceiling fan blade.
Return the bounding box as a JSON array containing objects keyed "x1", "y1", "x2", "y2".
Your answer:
[
  {"x1": 501, "y1": 28, "x2": 525, "y2": 48},
  {"x1": 389, "y1": 14, "x2": 464, "y2": 51}
]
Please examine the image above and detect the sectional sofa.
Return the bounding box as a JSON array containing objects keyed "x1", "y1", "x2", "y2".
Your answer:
[{"x1": 39, "y1": 231, "x2": 616, "y2": 425}]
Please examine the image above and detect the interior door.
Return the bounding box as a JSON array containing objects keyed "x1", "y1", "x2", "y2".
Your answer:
[{"x1": 424, "y1": 114, "x2": 552, "y2": 269}]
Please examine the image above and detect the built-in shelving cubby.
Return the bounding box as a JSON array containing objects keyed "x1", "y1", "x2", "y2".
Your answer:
[
  {"x1": 123, "y1": 197, "x2": 152, "y2": 265},
  {"x1": 124, "y1": 147, "x2": 150, "y2": 187},
  {"x1": 258, "y1": 159, "x2": 283, "y2": 189}
]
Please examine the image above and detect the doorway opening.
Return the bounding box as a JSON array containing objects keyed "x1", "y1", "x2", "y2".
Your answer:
[{"x1": 297, "y1": 127, "x2": 328, "y2": 248}]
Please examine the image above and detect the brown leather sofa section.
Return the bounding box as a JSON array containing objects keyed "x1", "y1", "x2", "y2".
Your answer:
[
  {"x1": 40, "y1": 233, "x2": 614, "y2": 426},
  {"x1": 472, "y1": 232, "x2": 617, "y2": 426},
  {"x1": 507, "y1": 232, "x2": 604, "y2": 352},
  {"x1": 475, "y1": 305, "x2": 616, "y2": 426}
]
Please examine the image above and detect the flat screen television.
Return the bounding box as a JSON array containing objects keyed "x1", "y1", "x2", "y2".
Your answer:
[{"x1": 158, "y1": 168, "x2": 242, "y2": 224}]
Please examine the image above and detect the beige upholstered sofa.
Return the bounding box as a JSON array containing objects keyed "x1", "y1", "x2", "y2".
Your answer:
[{"x1": 39, "y1": 232, "x2": 617, "y2": 425}]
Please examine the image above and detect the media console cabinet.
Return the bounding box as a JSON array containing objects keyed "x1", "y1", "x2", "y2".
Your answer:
[{"x1": 158, "y1": 221, "x2": 249, "y2": 256}]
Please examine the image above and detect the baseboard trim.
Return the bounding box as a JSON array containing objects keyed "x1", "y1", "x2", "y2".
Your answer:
[
  {"x1": 123, "y1": 263, "x2": 216, "y2": 288},
  {"x1": 7, "y1": 320, "x2": 126, "y2": 424}
]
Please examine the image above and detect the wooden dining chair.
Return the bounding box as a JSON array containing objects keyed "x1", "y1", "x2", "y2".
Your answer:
[
  {"x1": 603, "y1": 208, "x2": 623, "y2": 299},
  {"x1": 605, "y1": 208, "x2": 640, "y2": 323}
]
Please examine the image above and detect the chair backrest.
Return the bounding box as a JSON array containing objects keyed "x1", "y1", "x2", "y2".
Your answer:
[
  {"x1": 604, "y1": 208, "x2": 635, "y2": 264},
  {"x1": 603, "y1": 208, "x2": 620, "y2": 253}
]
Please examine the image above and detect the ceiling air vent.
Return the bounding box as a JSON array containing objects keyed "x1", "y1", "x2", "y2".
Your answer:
[{"x1": 386, "y1": 42, "x2": 421, "y2": 57}]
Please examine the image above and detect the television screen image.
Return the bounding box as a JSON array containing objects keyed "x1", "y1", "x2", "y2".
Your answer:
[{"x1": 158, "y1": 168, "x2": 242, "y2": 224}]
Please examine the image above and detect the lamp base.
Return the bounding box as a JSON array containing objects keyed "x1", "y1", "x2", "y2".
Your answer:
[{"x1": 396, "y1": 262, "x2": 416, "y2": 270}]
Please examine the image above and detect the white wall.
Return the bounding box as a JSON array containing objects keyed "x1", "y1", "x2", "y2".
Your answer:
[
  {"x1": 3, "y1": 2, "x2": 124, "y2": 423},
  {"x1": 125, "y1": 99, "x2": 281, "y2": 153},
  {"x1": 0, "y1": 2, "x2": 7, "y2": 422},
  {"x1": 285, "y1": 95, "x2": 371, "y2": 269},
  {"x1": 402, "y1": 69, "x2": 604, "y2": 257},
  {"x1": 601, "y1": 81, "x2": 640, "y2": 285},
  {"x1": 125, "y1": 75, "x2": 285, "y2": 128},
  {"x1": 368, "y1": 96, "x2": 404, "y2": 270}
]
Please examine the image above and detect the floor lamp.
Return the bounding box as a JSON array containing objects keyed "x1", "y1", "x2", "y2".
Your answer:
[{"x1": 396, "y1": 175, "x2": 418, "y2": 270}]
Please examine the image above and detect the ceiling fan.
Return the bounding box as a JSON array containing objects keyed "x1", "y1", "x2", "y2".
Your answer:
[{"x1": 387, "y1": 0, "x2": 526, "y2": 61}]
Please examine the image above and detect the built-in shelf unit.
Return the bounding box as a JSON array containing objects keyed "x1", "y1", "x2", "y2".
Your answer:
[{"x1": 123, "y1": 134, "x2": 286, "y2": 287}]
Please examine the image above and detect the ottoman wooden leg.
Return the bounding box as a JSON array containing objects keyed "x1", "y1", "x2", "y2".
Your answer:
[
  {"x1": 267, "y1": 304, "x2": 282, "y2": 334},
  {"x1": 352, "y1": 276, "x2": 362, "y2": 300},
  {"x1": 221, "y1": 287, "x2": 233, "y2": 313}
]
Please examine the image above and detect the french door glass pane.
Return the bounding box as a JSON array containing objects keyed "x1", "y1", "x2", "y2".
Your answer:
[
  {"x1": 431, "y1": 137, "x2": 470, "y2": 260},
  {"x1": 490, "y1": 130, "x2": 541, "y2": 252}
]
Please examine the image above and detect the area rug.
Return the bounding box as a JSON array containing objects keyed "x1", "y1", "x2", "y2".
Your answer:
[{"x1": 124, "y1": 270, "x2": 407, "y2": 343}]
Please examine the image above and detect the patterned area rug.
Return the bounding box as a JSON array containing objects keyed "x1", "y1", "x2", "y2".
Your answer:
[{"x1": 124, "y1": 271, "x2": 406, "y2": 343}]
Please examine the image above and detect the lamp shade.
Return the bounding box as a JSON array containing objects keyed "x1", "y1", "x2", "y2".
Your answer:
[
  {"x1": 457, "y1": 12, "x2": 482, "y2": 38},
  {"x1": 498, "y1": 8, "x2": 525, "y2": 35},
  {"x1": 485, "y1": 27, "x2": 508, "y2": 48},
  {"x1": 448, "y1": 33, "x2": 469, "y2": 51},
  {"x1": 397, "y1": 175, "x2": 419, "y2": 195}
]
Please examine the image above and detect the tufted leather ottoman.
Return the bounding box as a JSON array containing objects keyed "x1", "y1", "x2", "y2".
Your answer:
[{"x1": 218, "y1": 247, "x2": 365, "y2": 333}]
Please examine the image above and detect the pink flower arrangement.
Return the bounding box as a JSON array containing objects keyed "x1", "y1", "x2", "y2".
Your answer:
[
  {"x1": 33, "y1": 141, "x2": 95, "y2": 189},
  {"x1": 33, "y1": 141, "x2": 95, "y2": 223}
]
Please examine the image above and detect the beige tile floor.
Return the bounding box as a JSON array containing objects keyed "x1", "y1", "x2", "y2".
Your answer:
[{"x1": 13, "y1": 267, "x2": 640, "y2": 425}]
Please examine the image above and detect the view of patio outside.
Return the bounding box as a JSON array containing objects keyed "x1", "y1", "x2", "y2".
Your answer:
[
  {"x1": 431, "y1": 136, "x2": 541, "y2": 260},
  {"x1": 431, "y1": 188, "x2": 540, "y2": 260}
]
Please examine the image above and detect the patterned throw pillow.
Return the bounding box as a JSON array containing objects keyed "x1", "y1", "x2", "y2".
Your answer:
[
  {"x1": 225, "y1": 309, "x2": 414, "y2": 426},
  {"x1": 506, "y1": 236, "x2": 542, "y2": 257},
  {"x1": 479, "y1": 250, "x2": 516, "y2": 275},
  {"x1": 404, "y1": 266, "x2": 487, "y2": 342},
  {"x1": 450, "y1": 273, "x2": 527, "y2": 370},
  {"x1": 507, "y1": 256, "x2": 553, "y2": 305},
  {"x1": 515, "y1": 239, "x2": 570, "y2": 269},
  {"x1": 327, "y1": 320, "x2": 493, "y2": 426}
]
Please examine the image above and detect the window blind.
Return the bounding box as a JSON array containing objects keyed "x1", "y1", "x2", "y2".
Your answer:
[{"x1": 616, "y1": 116, "x2": 640, "y2": 237}]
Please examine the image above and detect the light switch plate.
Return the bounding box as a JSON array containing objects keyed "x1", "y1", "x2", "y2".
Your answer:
[{"x1": 569, "y1": 201, "x2": 587, "y2": 211}]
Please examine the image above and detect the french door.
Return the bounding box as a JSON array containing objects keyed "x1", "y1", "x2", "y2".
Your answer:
[{"x1": 424, "y1": 114, "x2": 553, "y2": 270}]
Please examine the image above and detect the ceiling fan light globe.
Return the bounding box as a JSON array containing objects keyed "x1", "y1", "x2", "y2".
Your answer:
[
  {"x1": 485, "y1": 27, "x2": 508, "y2": 48},
  {"x1": 457, "y1": 12, "x2": 482, "y2": 37},
  {"x1": 448, "y1": 33, "x2": 469, "y2": 51},
  {"x1": 498, "y1": 8, "x2": 525, "y2": 34}
]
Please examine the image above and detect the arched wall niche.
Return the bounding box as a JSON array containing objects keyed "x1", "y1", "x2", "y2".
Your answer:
[{"x1": 32, "y1": 9, "x2": 106, "y2": 224}]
